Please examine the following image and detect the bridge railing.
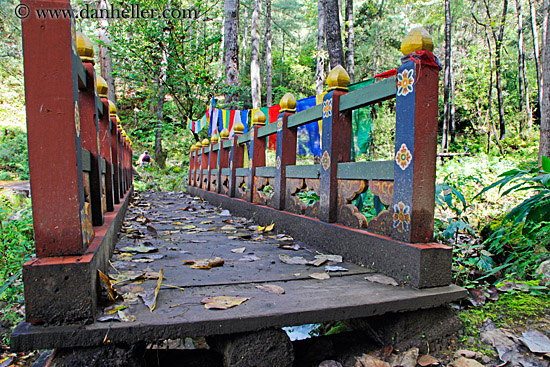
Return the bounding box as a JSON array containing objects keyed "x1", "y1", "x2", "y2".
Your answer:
[
  {"x1": 20, "y1": 1, "x2": 133, "y2": 323},
  {"x1": 189, "y1": 32, "x2": 439, "y2": 245}
]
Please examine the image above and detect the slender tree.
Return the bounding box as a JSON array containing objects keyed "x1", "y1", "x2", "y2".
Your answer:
[
  {"x1": 315, "y1": 0, "x2": 326, "y2": 95},
  {"x1": 540, "y1": 0, "x2": 550, "y2": 162},
  {"x1": 265, "y1": 0, "x2": 273, "y2": 106},
  {"x1": 517, "y1": 0, "x2": 528, "y2": 131},
  {"x1": 224, "y1": 0, "x2": 240, "y2": 107},
  {"x1": 97, "y1": 0, "x2": 116, "y2": 103},
  {"x1": 529, "y1": 0, "x2": 543, "y2": 124},
  {"x1": 250, "y1": 0, "x2": 261, "y2": 109},
  {"x1": 442, "y1": 0, "x2": 453, "y2": 151},
  {"x1": 324, "y1": 0, "x2": 345, "y2": 69},
  {"x1": 345, "y1": 0, "x2": 355, "y2": 83}
]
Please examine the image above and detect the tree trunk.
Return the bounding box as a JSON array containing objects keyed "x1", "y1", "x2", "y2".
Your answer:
[
  {"x1": 517, "y1": 0, "x2": 527, "y2": 132},
  {"x1": 224, "y1": 0, "x2": 240, "y2": 107},
  {"x1": 316, "y1": 0, "x2": 326, "y2": 95},
  {"x1": 442, "y1": 0, "x2": 452, "y2": 152},
  {"x1": 540, "y1": 0, "x2": 550, "y2": 163},
  {"x1": 154, "y1": 25, "x2": 170, "y2": 169},
  {"x1": 324, "y1": 0, "x2": 345, "y2": 69},
  {"x1": 529, "y1": 0, "x2": 542, "y2": 126},
  {"x1": 265, "y1": 0, "x2": 273, "y2": 106},
  {"x1": 98, "y1": 0, "x2": 116, "y2": 103},
  {"x1": 345, "y1": 0, "x2": 355, "y2": 83},
  {"x1": 242, "y1": 7, "x2": 249, "y2": 67},
  {"x1": 250, "y1": 0, "x2": 261, "y2": 109}
]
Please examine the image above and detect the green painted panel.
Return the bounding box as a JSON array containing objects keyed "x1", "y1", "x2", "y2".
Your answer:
[
  {"x1": 204, "y1": 147, "x2": 210, "y2": 154},
  {"x1": 211, "y1": 169, "x2": 218, "y2": 176},
  {"x1": 96, "y1": 96, "x2": 104, "y2": 117},
  {"x1": 255, "y1": 166, "x2": 275, "y2": 177},
  {"x1": 101, "y1": 158, "x2": 106, "y2": 174},
  {"x1": 337, "y1": 161, "x2": 394, "y2": 180},
  {"x1": 339, "y1": 77, "x2": 396, "y2": 112},
  {"x1": 286, "y1": 165, "x2": 320, "y2": 179},
  {"x1": 221, "y1": 168, "x2": 231, "y2": 176},
  {"x1": 222, "y1": 139, "x2": 233, "y2": 149},
  {"x1": 257, "y1": 123, "x2": 277, "y2": 138},
  {"x1": 81, "y1": 149, "x2": 91, "y2": 172},
  {"x1": 287, "y1": 104, "x2": 323, "y2": 128},
  {"x1": 237, "y1": 131, "x2": 251, "y2": 144},
  {"x1": 235, "y1": 168, "x2": 248, "y2": 177},
  {"x1": 212, "y1": 143, "x2": 220, "y2": 151},
  {"x1": 203, "y1": 169, "x2": 209, "y2": 175}
]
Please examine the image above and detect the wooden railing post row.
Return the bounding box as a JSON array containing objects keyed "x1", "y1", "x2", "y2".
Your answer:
[
  {"x1": 319, "y1": 66, "x2": 352, "y2": 222},
  {"x1": 97, "y1": 78, "x2": 115, "y2": 212},
  {"x1": 246, "y1": 110, "x2": 267, "y2": 202},
  {"x1": 76, "y1": 32, "x2": 104, "y2": 227},
  {"x1": 116, "y1": 121, "x2": 124, "y2": 198},
  {"x1": 272, "y1": 94, "x2": 298, "y2": 209},
  {"x1": 20, "y1": 3, "x2": 92, "y2": 256},
  {"x1": 208, "y1": 133, "x2": 219, "y2": 191},
  {"x1": 194, "y1": 141, "x2": 202, "y2": 186},
  {"x1": 391, "y1": 28, "x2": 440, "y2": 243},
  {"x1": 188, "y1": 144, "x2": 196, "y2": 185},
  {"x1": 217, "y1": 128, "x2": 230, "y2": 193},
  {"x1": 121, "y1": 129, "x2": 128, "y2": 192},
  {"x1": 108, "y1": 101, "x2": 121, "y2": 204},
  {"x1": 228, "y1": 121, "x2": 246, "y2": 197}
]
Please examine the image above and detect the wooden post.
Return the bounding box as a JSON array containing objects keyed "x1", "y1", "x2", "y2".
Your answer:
[
  {"x1": 208, "y1": 133, "x2": 219, "y2": 191},
  {"x1": 189, "y1": 145, "x2": 196, "y2": 186},
  {"x1": 194, "y1": 141, "x2": 202, "y2": 187},
  {"x1": 228, "y1": 123, "x2": 245, "y2": 197},
  {"x1": 77, "y1": 33, "x2": 104, "y2": 227},
  {"x1": 21, "y1": 3, "x2": 92, "y2": 256},
  {"x1": 272, "y1": 94, "x2": 297, "y2": 209},
  {"x1": 217, "y1": 129, "x2": 230, "y2": 194},
  {"x1": 97, "y1": 78, "x2": 114, "y2": 212},
  {"x1": 199, "y1": 139, "x2": 209, "y2": 189},
  {"x1": 109, "y1": 102, "x2": 120, "y2": 204},
  {"x1": 247, "y1": 111, "x2": 267, "y2": 202},
  {"x1": 392, "y1": 28, "x2": 440, "y2": 243},
  {"x1": 319, "y1": 66, "x2": 352, "y2": 222}
]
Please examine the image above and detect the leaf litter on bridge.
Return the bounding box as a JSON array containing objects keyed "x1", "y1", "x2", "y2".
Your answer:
[{"x1": 97, "y1": 191, "x2": 386, "y2": 323}]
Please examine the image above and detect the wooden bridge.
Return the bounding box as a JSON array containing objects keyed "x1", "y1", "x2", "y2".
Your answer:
[{"x1": 11, "y1": 2, "x2": 465, "y2": 364}]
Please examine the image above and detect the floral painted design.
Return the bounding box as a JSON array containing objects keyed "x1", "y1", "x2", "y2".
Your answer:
[
  {"x1": 277, "y1": 118, "x2": 283, "y2": 131},
  {"x1": 397, "y1": 69, "x2": 414, "y2": 96},
  {"x1": 250, "y1": 129, "x2": 255, "y2": 139},
  {"x1": 395, "y1": 143, "x2": 412, "y2": 170},
  {"x1": 276, "y1": 156, "x2": 281, "y2": 169},
  {"x1": 249, "y1": 158, "x2": 252, "y2": 169},
  {"x1": 321, "y1": 150, "x2": 330, "y2": 170},
  {"x1": 323, "y1": 98, "x2": 332, "y2": 118},
  {"x1": 392, "y1": 201, "x2": 411, "y2": 232}
]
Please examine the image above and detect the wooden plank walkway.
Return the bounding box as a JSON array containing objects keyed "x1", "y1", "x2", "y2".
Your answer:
[{"x1": 11, "y1": 192, "x2": 465, "y2": 351}]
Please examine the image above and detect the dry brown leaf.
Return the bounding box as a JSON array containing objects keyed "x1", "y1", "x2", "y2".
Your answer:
[
  {"x1": 231, "y1": 247, "x2": 246, "y2": 253},
  {"x1": 309, "y1": 273, "x2": 330, "y2": 280},
  {"x1": 200, "y1": 220, "x2": 214, "y2": 224},
  {"x1": 279, "y1": 254, "x2": 308, "y2": 265},
  {"x1": 182, "y1": 224, "x2": 197, "y2": 230},
  {"x1": 258, "y1": 222, "x2": 275, "y2": 232},
  {"x1": 98, "y1": 270, "x2": 123, "y2": 301},
  {"x1": 365, "y1": 274, "x2": 399, "y2": 286},
  {"x1": 417, "y1": 355, "x2": 440, "y2": 366},
  {"x1": 201, "y1": 296, "x2": 249, "y2": 310},
  {"x1": 256, "y1": 284, "x2": 285, "y2": 294},
  {"x1": 278, "y1": 243, "x2": 301, "y2": 251},
  {"x1": 221, "y1": 225, "x2": 237, "y2": 231},
  {"x1": 355, "y1": 354, "x2": 390, "y2": 367},
  {"x1": 184, "y1": 257, "x2": 225, "y2": 269}
]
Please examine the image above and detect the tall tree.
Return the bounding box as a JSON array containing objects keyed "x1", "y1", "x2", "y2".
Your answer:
[
  {"x1": 224, "y1": 0, "x2": 240, "y2": 107},
  {"x1": 97, "y1": 0, "x2": 116, "y2": 103},
  {"x1": 315, "y1": 0, "x2": 326, "y2": 95},
  {"x1": 540, "y1": 0, "x2": 550, "y2": 162},
  {"x1": 154, "y1": 31, "x2": 169, "y2": 169},
  {"x1": 324, "y1": 0, "x2": 345, "y2": 69},
  {"x1": 516, "y1": 0, "x2": 529, "y2": 131},
  {"x1": 345, "y1": 0, "x2": 355, "y2": 83},
  {"x1": 250, "y1": 0, "x2": 261, "y2": 109},
  {"x1": 529, "y1": 0, "x2": 543, "y2": 123},
  {"x1": 265, "y1": 0, "x2": 273, "y2": 106},
  {"x1": 242, "y1": 6, "x2": 249, "y2": 67},
  {"x1": 442, "y1": 0, "x2": 453, "y2": 151}
]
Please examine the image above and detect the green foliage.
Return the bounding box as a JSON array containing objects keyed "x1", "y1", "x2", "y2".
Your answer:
[
  {"x1": 0, "y1": 126, "x2": 29, "y2": 180},
  {"x1": 296, "y1": 190, "x2": 319, "y2": 207}
]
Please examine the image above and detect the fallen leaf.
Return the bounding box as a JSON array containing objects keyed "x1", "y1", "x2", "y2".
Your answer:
[
  {"x1": 325, "y1": 265, "x2": 349, "y2": 272},
  {"x1": 258, "y1": 222, "x2": 275, "y2": 232},
  {"x1": 388, "y1": 347, "x2": 418, "y2": 367},
  {"x1": 450, "y1": 357, "x2": 484, "y2": 367},
  {"x1": 256, "y1": 284, "x2": 285, "y2": 294},
  {"x1": 132, "y1": 258, "x2": 154, "y2": 263},
  {"x1": 519, "y1": 330, "x2": 550, "y2": 354},
  {"x1": 182, "y1": 224, "x2": 197, "y2": 230},
  {"x1": 104, "y1": 304, "x2": 128, "y2": 314},
  {"x1": 239, "y1": 255, "x2": 261, "y2": 262},
  {"x1": 97, "y1": 313, "x2": 122, "y2": 322},
  {"x1": 172, "y1": 222, "x2": 185, "y2": 225},
  {"x1": 120, "y1": 245, "x2": 158, "y2": 254},
  {"x1": 221, "y1": 225, "x2": 237, "y2": 231},
  {"x1": 231, "y1": 247, "x2": 246, "y2": 253},
  {"x1": 278, "y1": 243, "x2": 301, "y2": 251},
  {"x1": 279, "y1": 254, "x2": 308, "y2": 265},
  {"x1": 98, "y1": 270, "x2": 123, "y2": 301},
  {"x1": 319, "y1": 361, "x2": 343, "y2": 367},
  {"x1": 201, "y1": 296, "x2": 249, "y2": 310},
  {"x1": 110, "y1": 271, "x2": 145, "y2": 284},
  {"x1": 117, "y1": 308, "x2": 136, "y2": 322},
  {"x1": 467, "y1": 288, "x2": 487, "y2": 307},
  {"x1": 310, "y1": 272, "x2": 330, "y2": 280},
  {"x1": 146, "y1": 225, "x2": 158, "y2": 237},
  {"x1": 316, "y1": 254, "x2": 343, "y2": 263},
  {"x1": 219, "y1": 209, "x2": 231, "y2": 216},
  {"x1": 365, "y1": 274, "x2": 399, "y2": 286},
  {"x1": 184, "y1": 257, "x2": 225, "y2": 269},
  {"x1": 309, "y1": 257, "x2": 328, "y2": 267},
  {"x1": 417, "y1": 355, "x2": 440, "y2": 366},
  {"x1": 452, "y1": 350, "x2": 477, "y2": 360},
  {"x1": 200, "y1": 220, "x2": 214, "y2": 224},
  {"x1": 189, "y1": 239, "x2": 207, "y2": 243},
  {"x1": 354, "y1": 354, "x2": 389, "y2": 367}
]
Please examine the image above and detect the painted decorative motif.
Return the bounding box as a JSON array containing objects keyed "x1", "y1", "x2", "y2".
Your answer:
[
  {"x1": 81, "y1": 202, "x2": 94, "y2": 247},
  {"x1": 397, "y1": 68, "x2": 414, "y2": 96},
  {"x1": 393, "y1": 201, "x2": 411, "y2": 232},
  {"x1": 74, "y1": 102, "x2": 81, "y2": 137},
  {"x1": 369, "y1": 181, "x2": 394, "y2": 205},
  {"x1": 337, "y1": 179, "x2": 368, "y2": 229},
  {"x1": 321, "y1": 150, "x2": 330, "y2": 170},
  {"x1": 277, "y1": 117, "x2": 283, "y2": 131},
  {"x1": 322, "y1": 98, "x2": 332, "y2": 118},
  {"x1": 367, "y1": 210, "x2": 393, "y2": 236},
  {"x1": 249, "y1": 158, "x2": 252, "y2": 169},
  {"x1": 250, "y1": 129, "x2": 255, "y2": 139},
  {"x1": 286, "y1": 178, "x2": 307, "y2": 215},
  {"x1": 254, "y1": 178, "x2": 274, "y2": 206},
  {"x1": 395, "y1": 143, "x2": 412, "y2": 170},
  {"x1": 276, "y1": 156, "x2": 281, "y2": 169}
]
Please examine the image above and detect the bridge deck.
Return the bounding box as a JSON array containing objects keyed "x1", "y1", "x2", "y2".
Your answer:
[{"x1": 12, "y1": 192, "x2": 465, "y2": 351}]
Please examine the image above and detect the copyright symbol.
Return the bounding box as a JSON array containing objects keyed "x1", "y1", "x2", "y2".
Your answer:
[{"x1": 15, "y1": 4, "x2": 30, "y2": 19}]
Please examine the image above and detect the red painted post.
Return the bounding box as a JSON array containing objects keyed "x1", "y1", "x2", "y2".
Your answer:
[
  {"x1": 188, "y1": 145, "x2": 196, "y2": 186},
  {"x1": 391, "y1": 28, "x2": 440, "y2": 243},
  {"x1": 208, "y1": 134, "x2": 219, "y2": 191},
  {"x1": 77, "y1": 33, "x2": 104, "y2": 227},
  {"x1": 217, "y1": 129, "x2": 230, "y2": 194},
  {"x1": 272, "y1": 94, "x2": 297, "y2": 210},
  {"x1": 246, "y1": 111, "x2": 267, "y2": 202},
  {"x1": 97, "y1": 79, "x2": 114, "y2": 212},
  {"x1": 194, "y1": 141, "x2": 202, "y2": 187},
  {"x1": 319, "y1": 66, "x2": 352, "y2": 223},
  {"x1": 228, "y1": 123, "x2": 245, "y2": 197},
  {"x1": 109, "y1": 103, "x2": 120, "y2": 204},
  {"x1": 20, "y1": 1, "x2": 92, "y2": 256},
  {"x1": 199, "y1": 139, "x2": 209, "y2": 189}
]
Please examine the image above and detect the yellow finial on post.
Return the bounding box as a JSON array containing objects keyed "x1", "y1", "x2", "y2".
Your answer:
[
  {"x1": 401, "y1": 27, "x2": 434, "y2": 56},
  {"x1": 191, "y1": 145, "x2": 196, "y2": 151},
  {"x1": 252, "y1": 110, "x2": 267, "y2": 126},
  {"x1": 96, "y1": 75, "x2": 109, "y2": 98},
  {"x1": 211, "y1": 132, "x2": 219, "y2": 143},
  {"x1": 220, "y1": 128, "x2": 230, "y2": 139},
  {"x1": 326, "y1": 65, "x2": 350, "y2": 91},
  {"x1": 202, "y1": 138, "x2": 210, "y2": 146},
  {"x1": 279, "y1": 93, "x2": 297, "y2": 112},
  {"x1": 195, "y1": 141, "x2": 202, "y2": 149},
  {"x1": 233, "y1": 120, "x2": 245, "y2": 135},
  {"x1": 76, "y1": 32, "x2": 95, "y2": 64},
  {"x1": 108, "y1": 100, "x2": 117, "y2": 117}
]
